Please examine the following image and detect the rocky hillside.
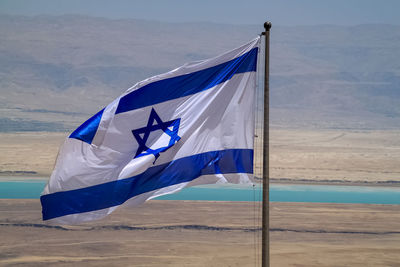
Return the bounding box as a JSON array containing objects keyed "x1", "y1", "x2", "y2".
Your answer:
[{"x1": 1, "y1": 15, "x2": 399, "y2": 131}]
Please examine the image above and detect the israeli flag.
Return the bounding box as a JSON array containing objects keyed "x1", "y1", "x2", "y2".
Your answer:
[{"x1": 41, "y1": 37, "x2": 260, "y2": 224}]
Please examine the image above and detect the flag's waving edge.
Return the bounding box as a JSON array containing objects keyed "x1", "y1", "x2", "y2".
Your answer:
[{"x1": 41, "y1": 37, "x2": 260, "y2": 224}]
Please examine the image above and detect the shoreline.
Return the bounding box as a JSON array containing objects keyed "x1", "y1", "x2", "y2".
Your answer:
[
  {"x1": 1, "y1": 174, "x2": 400, "y2": 188},
  {"x1": 269, "y1": 178, "x2": 400, "y2": 187},
  {"x1": 0, "y1": 175, "x2": 49, "y2": 181}
]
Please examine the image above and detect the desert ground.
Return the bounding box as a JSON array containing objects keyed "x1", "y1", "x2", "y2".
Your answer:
[
  {"x1": 1, "y1": 129, "x2": 400, "y2": 184},
  {"x1": 1, "y1": 129, "x2": 400, "y2": 266},
  {"x1": 0, "y1": 200, "x2": 399, "y2": 266},
  {"x1": 268, "y1": 129, "x2": 400, "y2": 184}
]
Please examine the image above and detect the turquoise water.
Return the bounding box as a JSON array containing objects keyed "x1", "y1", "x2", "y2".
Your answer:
[
  {"x1": 0, "y1": 180, "x2": 47, "y2": 199},
  {"x1": 1, "y1": 180, "x2": 400, "y2": 204}
]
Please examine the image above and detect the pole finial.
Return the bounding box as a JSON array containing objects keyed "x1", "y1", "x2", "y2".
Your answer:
[{"x1": 264, "y1": 21, "x2": 272, "y2": 31}]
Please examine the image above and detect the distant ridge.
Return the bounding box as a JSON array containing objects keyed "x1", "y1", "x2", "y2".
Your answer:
[{"x1": 1, "y1": 14, "x2": 399, "y2": 131}]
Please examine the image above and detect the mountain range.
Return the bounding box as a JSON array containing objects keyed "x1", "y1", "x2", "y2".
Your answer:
[{"x1": 1, "y1": 14, "x2": 399, "y2": 131}]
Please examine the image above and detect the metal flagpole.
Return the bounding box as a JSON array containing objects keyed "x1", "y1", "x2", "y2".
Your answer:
[{"x1": 262, "y1": 21, "x2": 271, "y2": 267}]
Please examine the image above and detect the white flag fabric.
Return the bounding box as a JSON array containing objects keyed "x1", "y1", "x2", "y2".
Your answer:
[{"x1": 41, "y1": 37, "x2": 260, "y2": 224}]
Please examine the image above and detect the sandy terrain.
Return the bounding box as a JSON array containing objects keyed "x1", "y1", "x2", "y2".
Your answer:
[
  {"x1": 265, "y1": 129, "x2": 400, "y2": 184},
  {"x1": 0, "y1": 132, "x2": 67, "y2": 177},
  {"x1": 1, "y1": 130, "x2": 400, "y2": 184},
  {"x1": 0, "y1": 200, "x2": 399, "y2": 266},
  {"x1": 1, "y1": 130, "x2": 399, "y2": 266}
]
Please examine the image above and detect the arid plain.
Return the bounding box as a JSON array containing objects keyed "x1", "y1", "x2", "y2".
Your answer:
[
  {"x1": 1, "y1": 129, "x2": 400, "y2": 184},
  {"x1": 1, "y1": 129, "x2": 400, "y2": 266}
]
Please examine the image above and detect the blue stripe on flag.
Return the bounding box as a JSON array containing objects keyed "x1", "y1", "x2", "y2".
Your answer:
[
  {"x1": 69, "y1": 108, "x2": 104, "y2": 144},
  {"x1": 68, "y1": 48, "x2": 257, "y2": 145},
  {"x1": 41, "y1": 148, "x2": 253, "y2": 220},
  {"x1": 115, "y1": 47, "x2": 258, "y2": 115}
]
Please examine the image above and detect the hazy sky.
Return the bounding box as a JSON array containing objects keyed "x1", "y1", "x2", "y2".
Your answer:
[{"x1": 0, "y1": 0, "x2": 399, "y2": 26}]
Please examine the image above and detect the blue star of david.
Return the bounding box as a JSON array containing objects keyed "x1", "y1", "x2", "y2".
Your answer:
[{"x1": 132, "y1": 108, "x2": 181, "y2": 160}]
